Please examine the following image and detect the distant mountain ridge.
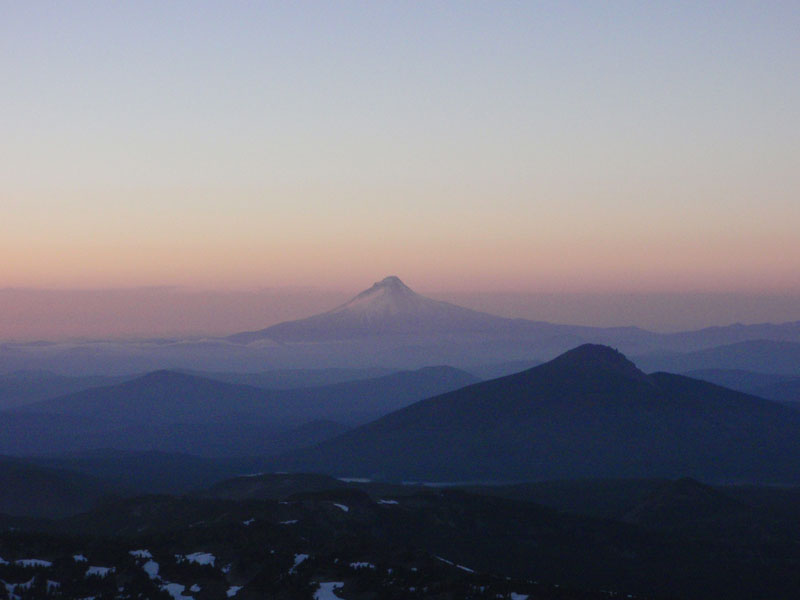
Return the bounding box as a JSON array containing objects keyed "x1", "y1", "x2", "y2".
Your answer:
[
  {"x1": 229, "y1": 276, "x2": 532, "y2": 342},
  {"x1": 226, "y1": 277, "x2": 800, "y2": 373},
  {"x1": 635, "y1": 339, "x2": 800, "y2": 376},
  {"x1": 275, "y1": 344, "x2": 800, "y2": 483},
  {"x1": 684, "y1": 368, "x2": 800, "y2": 405},
  {"x1": 2, "y1": 365, "x2": 478, "y2": 456},
  {"x1": 1, "y1": 276, "x2": 799, "y2": 374},
  {"x1": 230, "y1": 276, "x2": 800, "y2": 349}
]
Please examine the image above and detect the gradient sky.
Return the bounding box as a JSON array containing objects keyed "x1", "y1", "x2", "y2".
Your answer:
[{"x1": 2, "y1": 2, "x2": 799, "y2": 337}]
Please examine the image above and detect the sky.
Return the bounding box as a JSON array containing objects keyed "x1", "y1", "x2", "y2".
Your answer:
[{"x1": 2, "y1": 2, "x2": 799, "y2": 338}]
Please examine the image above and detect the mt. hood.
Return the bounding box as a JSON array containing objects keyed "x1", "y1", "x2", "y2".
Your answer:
[{"x1": 229, "y1": 276, "x2": 520, "y2": 343}]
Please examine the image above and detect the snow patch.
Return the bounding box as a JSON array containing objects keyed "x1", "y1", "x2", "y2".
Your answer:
[
  {"x1": 457, "y1": 564, "x2": 475, "y2": 573},
  {"x1": 289, "y1": 553, "x2": 309, "y2": 574},
  {"x1": 378, "y1": 499, "x2": 399, "y2": 505},
  {"x1": 130, "y1": 549, "x2": 152, "y2": 559},
  {"x1": 73, "y1": 554, "x2": 88, "y2": 562},
  {"x1": 314, "y1": 581, "x2": 344, "y2": 600},
  {"x1": 226, "y1": 585, "x2": 242, "y2": 597},
  {"x1": 177, "y1": 552, "x2": 215, "y2": 566},
  {"x1": 142, "y1": 560, "x2": 160, "y2": 579},
  {"x1": 161, "y1": 582, "x2": 193, "y2": 600},
  {"x1": 435, "y1": 556, "x2": 474, "y2": 573},
  {"x1": 86, "y1": 566, "x2": 114, "y2": 577},
  {"x1": 332, "y1": 503, "x2": 349, "y2": 512},
  {"x1": 350, "y1": 561, "x2": 375, "y2": 569},
  {"x1": 15, "y1": 559, "x2": 52, "y2": 567}
]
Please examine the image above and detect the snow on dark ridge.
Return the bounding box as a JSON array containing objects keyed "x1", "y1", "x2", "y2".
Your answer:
[
  {"x1": 15, "y1": 558, "x2": 52, "y2": 567},
  {"x1": 435, "y1": 555, "x2": 474, "y2": 573},
  {"x1": 142, "y1": 559, "x2": 159, "y2": 579},
  {"x1": 314, "y1": 581, "x2": 344, "y2": 600},
  {"x1": 289, "y1": 553, "x2": 308, "y2": 573},
  {"x1": 177, "y1": 552, "x2": 215, "y2": 566},
  {"x1": 162, "y1": 582, "x2": 193, "y2": 600}
]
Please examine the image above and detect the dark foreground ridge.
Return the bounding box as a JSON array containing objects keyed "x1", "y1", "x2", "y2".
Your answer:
[{"x1": 4, "y1": 473, "x2": 800, "y2": 599}]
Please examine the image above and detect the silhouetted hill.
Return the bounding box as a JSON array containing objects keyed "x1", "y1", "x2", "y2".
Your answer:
[
  {"x1": 3, "y1": 366, "x2": 476, "y2": 455},
  {"x1": 18, "y1": 365, "x2": 477, "y2": 425},
  {"x1": 0, "y1": 457, "x2": 113, "y2": 518},
  {"x1": 276, "y1": 344, "x2": 800, "y2": 483},
  {"x1": 0, "y1": 371, "x2": 128, "y2": 409},
  {"x1": 17, "y1": 370, "x2": 279, "y2": 424},
  {"x1": 621, "y1": 478, "x2": 747, "y2": 529}
]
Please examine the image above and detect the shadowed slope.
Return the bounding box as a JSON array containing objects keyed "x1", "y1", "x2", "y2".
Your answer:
[{"x1": 277, "y1": 344, "x2": 800, "y2": 483}]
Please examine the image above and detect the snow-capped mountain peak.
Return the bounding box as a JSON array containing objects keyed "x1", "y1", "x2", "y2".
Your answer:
[
  {"x1": 331, "y1": 276, "x2": 428, "y2": 319},
  {"x1": 228, "y1": 275, "x2": 515, "y2": 343}
]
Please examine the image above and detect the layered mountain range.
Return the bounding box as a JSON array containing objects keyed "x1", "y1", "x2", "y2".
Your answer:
[
  {"x1": 0, "y1": 365, "x2": 477, "y2": 457},
  {"x1": 275, "y1": 344, "x2": 800, "y2": 483},
  {"x1": 6, "y1": 341, "x2": 799, "y2": 486}
]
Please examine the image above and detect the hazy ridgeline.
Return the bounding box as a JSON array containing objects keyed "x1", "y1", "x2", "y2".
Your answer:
[{"x1": 2, "y1": 277, "x2": 800, "y2": 600}]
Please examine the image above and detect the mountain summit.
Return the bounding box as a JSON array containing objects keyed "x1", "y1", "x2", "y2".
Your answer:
[
  {"x1": 542, "y1": 344, "x2": 650, "y2": 382},
  {"x1": 331, "y1": 276, "x2": 437, "y2": 320},
  {"x1": 229, "y1": 276, "x2": 515, "y2": 343}
]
